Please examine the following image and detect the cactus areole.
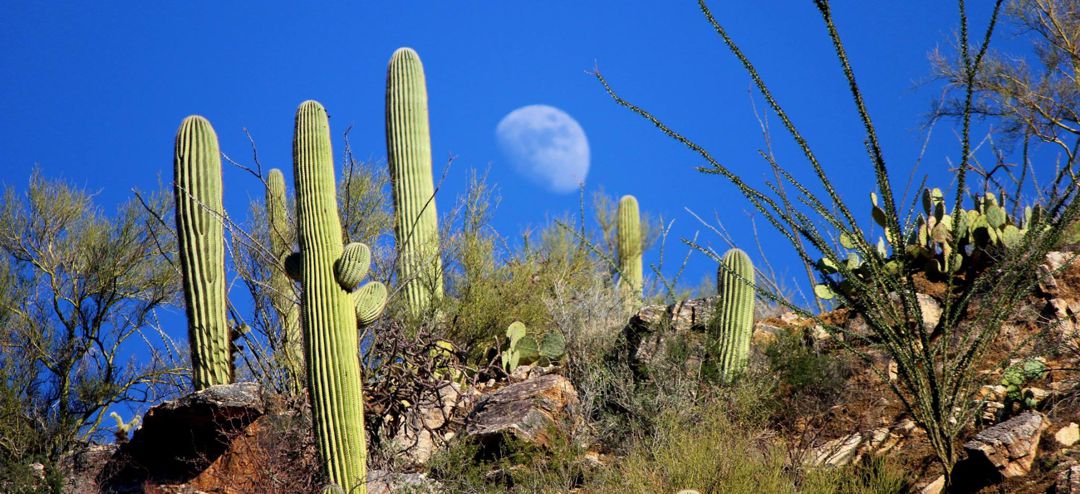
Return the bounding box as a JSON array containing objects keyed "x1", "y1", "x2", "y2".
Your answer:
[
  {"x1": 386, "y1": 47, "x2": 443, "y2": 316},
  {"x1": 174, "y1": 115, "x2": 232, "y2": 390},
  {"x1": 292, "y1": 101, "x2": 368, "y2": 491},
  {"x1": 715, "y1": 248, "x2": 755, "y2": 383}
]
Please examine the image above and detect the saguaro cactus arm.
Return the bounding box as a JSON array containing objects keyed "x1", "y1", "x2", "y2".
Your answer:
[{"x1": 174, "y1": 115, "x2": 232, "y2": 390}]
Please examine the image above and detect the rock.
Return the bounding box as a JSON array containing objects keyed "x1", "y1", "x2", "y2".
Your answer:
[
  {"x1": 963, "y1": 410, "x2": 1048, "y2": 478},
  {"x1": 625, "y1": 297, "x2": 719, "y2": 375},
  {"x1": 806, "y1": 421, "x2": 912, "y2": 467},
  {"x1": 98, "y1": 383, "x2": 266, "y2": 491},
  {"x1": 393, "y1": 381, "x2": 469, "y2": 466},
  {"x1": 887, "y1": 292, "x2": 942, "y2": 331},
  {"x1": 1057, "y1": 423, "x2": 1080, "y2": 447},
  {"x1": 366, "y1": 469, "x2": 439, "y2": 494},
  {"x1": 631, "y1": 296, "x2": 720, "y2": 334},
  {"x1": 1058, "y1": 464, "x2": 1080, "y2": 494},
  {"x1": 60, "y1": 443, "x2": 116, "y2": 494},
  {"x1": 464, "y1": 373, "x2": 579, "y2": 450},
  {"x1": 919, "y1": 475, "x2": 945, "y2": 494}
]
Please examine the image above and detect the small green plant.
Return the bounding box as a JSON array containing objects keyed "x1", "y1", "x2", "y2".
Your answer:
[
  {"x1": 1001, "y1": 358, "x2": 1048, "y2": 408},
  {"x1": 501, "y1": 321, "x2": 567, "y2": 372}
]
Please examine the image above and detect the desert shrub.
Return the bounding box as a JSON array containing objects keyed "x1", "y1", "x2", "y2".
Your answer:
[
  {"x1": 591, "y1": 385, "x2": 909, "y2": 494},
  {"x1": 427, "y1": 426, "x2": 592, "y2": 494},
  {"x1": 762, "y1": 331, "x2": 851, "y2": 426}
]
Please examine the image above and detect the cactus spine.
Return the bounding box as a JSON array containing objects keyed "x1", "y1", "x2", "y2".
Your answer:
[
  {"x1": 617, "y1": 195, "x2": 643, "y2": 309},
  {"x1": 386, "y1": 47, "x2": 443, "y2": 316},
  {"x1": 174, "y1": 115, "x2": 232, "y2": 390},
  {"x1": 715, "y1": 248, "x2": 755, "y2": 383},
  {"x1": 293, "y1": 101, "x2": 371, "y2": 491},
  {"x1": 265, "y1": 168, "x2": 303, "y2": 390}
]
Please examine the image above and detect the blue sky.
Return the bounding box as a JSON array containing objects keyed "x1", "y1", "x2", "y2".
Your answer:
[{"x1": 1, "y1": 1, "x2": 1035, "y2": 303}]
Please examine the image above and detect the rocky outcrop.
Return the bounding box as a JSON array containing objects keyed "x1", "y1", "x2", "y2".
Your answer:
[
  {"x1": 97, "y1": 383, "x2": 271, "y2": 492},
  {"x1": 962, "y1": 410, "x2": 1048, "y2": 479},
  {"x1": 806, "y1": 419, "x2": 916, "y2": 467},
  {"x1": 464, "y1": 373, "x2": 579, "y2": 450},
  {"x1": 392, "y1": 381, "x2": 470, "y2": 467}
]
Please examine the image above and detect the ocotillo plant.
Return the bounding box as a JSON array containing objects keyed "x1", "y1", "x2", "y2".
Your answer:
[
  {"x1": 617, "y1": 194, "x2": 643, "y2": 310},
  {"x1": 714, "y1": 248, "x2": 755, "y2": 383},
  {"x1": 174, "y1": 115, "x2": 232, "y2": 390},
  {"x1": 292, "y1": 100, "x2": 388, "y2": 491},
  {"x1": 265, "y1": 168, "x2": 303, "y2": 390},
  {"x1": 386, "y1": 47, "x2": 443, "y2": 316}
]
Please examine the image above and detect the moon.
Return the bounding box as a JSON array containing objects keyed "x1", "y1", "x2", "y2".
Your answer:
[{"x1": 495, "y1": 105, "x2": 589, "y2": 194}]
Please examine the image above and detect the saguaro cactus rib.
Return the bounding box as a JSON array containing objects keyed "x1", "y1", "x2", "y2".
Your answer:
[
  {"x1": 293, "y1": 100, "x2": 368, "y2": 491},
  {"x1": 715, "y1": 248, "x2": 755, "y2": 383},
  {"x1": 174, "y1": 115, "x2": 232, "y2": 390},
  {"x1": 387, "y1": 47, "x2": 443, "y2": 316}
]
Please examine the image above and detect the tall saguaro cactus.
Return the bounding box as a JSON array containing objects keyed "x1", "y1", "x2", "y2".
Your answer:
[
  {"x1": 265, "y1": 168, "x2": 303, "y2": 390},
  {"x1": 386, "y1": 47, "x2": 443, "y2": 316},
  {"x1": 617, "y1": 195, "x2": 643, "y2": 309},
  {"x1": 174, "y1": 115, "x2": 232, "y2": 390},
  {"x1": 293, "y1": 100, "x2": 386, "y2": 492},
  {"x1": 714, "y1": 248, "x2": 756, "y2": 383}
]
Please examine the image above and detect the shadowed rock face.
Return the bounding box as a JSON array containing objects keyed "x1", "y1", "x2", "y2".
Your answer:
[
  {"x1": 97, "y1": 383, "x2": 265, "y2": 492},
  {"x1": 464, "y1": 374, "x2": 579, "y2": 452}
]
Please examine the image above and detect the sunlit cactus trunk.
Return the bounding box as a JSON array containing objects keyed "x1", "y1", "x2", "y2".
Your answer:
[
  {"x1": 715, "y1": 248, "x2": 755, "y2": 383},
  {"x1": 174, "y1": 115, "x2": 232, "y2": 390},
  {"x1": 292, "y1": 101, "x2": 368, "y2": 491},
  {"x1": 617, "y1": 194, "x2": 643, "y2": 311},
  {"x1": 265, "y1": 168, "x2": 303, "y2": 391},
  {"x1": 386, "y1": 47, "x2": 443, "y2": 316}
]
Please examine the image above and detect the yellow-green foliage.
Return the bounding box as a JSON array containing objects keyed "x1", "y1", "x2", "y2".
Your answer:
[{"x1": 595, "y1": 398, "x2": 909, "y2": 494}]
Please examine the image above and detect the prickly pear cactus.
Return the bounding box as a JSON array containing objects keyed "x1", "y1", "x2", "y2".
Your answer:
[
  {"x1": 293, "y1": 100, "x2": 387, "y2": 492},
  {"x1": 265, "y1": 168, "x2": 304, "y2": 390},
  {"x1": 617, "y1": 195, "x2": 643, "y2": 310},
  {"x1": 174, "y1": 115, "x2": 232, "y2": 390},
  {"x1": 714, "y1": 248, "x2": 755, "y2": 383},
  {"x1": 386, "y1": 47, "x2": 443, "y2": 316}
]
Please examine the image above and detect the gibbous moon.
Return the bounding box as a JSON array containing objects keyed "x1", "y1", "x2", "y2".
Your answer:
[{"x1": 495, "y1": 105, "x2": 589, "y2": 194}]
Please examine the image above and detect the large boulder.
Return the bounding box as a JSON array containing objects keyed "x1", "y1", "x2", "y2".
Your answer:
[
  {"x1": 464, "y1": 373, "x2": 580, "y2": 450},
  {"x1": 97, "y1": 383, "x2": 269, "y2": 492},
  {"x1": 962, "y1": 410, "x2": 1048, "y2": 479}
]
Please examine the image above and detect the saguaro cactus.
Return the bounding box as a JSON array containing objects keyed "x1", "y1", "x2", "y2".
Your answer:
[
  {"x1": 386, "y1": 47, "x2": 443, "y2": 316},
  {"x1": 174, "y1": 115, "x2": 232, "y2": 390},
  {"x1": 265, "y1": 168, "x2": 303, "y2": 390},
  {"x1": 714, "y1": 248, "x2": 755, "y2": 383},
  {"x1": 293, "y1": 100, "x2": 387, "y2": 492},
  {"x1": 617, "y1": 195, "x2": 643, "y2": 309}
]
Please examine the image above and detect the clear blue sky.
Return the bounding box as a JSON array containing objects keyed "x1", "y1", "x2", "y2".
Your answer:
[{"x1": 1, "y1": 1, "x2": 1032, "y2": 301}]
